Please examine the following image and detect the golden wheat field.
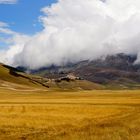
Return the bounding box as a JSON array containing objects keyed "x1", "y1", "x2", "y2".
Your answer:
[{"x1": 0, "y1": 88, "x2": 140, "y2": 140}]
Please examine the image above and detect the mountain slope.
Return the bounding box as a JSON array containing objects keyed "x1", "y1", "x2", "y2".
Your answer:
[
  {"x1": 0, "y1": 63, "x2": 102, "y2": 90},
  {"x1": 0, "y1": 63, "x2": 44, "y2": 90},
  {"x1": 29, "y1": 53, "x2": 140, "y2": 89}
]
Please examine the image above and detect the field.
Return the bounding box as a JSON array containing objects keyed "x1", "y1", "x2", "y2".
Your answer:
[{"x1": 0, "y1": 89, "x2": 139, "y2": 140}]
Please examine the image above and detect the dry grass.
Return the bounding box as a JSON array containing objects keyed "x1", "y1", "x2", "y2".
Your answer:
[{"x1": 0, "y1": 89, "x2": 140, "y2": 140}]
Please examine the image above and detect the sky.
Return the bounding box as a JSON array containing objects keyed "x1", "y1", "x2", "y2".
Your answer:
[
  {"x1": 0, "y1": 0, "x2": 56, "y2": 34},
  {"x1": 1, "y1": 0, "x2": 140, "y2": 69},
  {"x1": 0, "y1": 0, "x2": 56, "y2": 49}
]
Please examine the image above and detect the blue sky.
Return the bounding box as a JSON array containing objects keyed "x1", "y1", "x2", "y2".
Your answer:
[{"x1": 0, "y1": 0, "x2": 57, "y2": 35}]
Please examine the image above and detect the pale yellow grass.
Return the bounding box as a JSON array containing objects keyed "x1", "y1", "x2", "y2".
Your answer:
[{"x1": 0, "y1": 89, "x2": 139, "y2": 140}]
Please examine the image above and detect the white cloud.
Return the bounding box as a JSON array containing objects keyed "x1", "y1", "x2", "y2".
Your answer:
[
  {"x1": 0, "y1": 34, "x2": 30, "y2": 65},
  {"x1": 0, "y1": 21, "x2": 30, "y2": 64},
  {"x1": 0, "y1": 0, "x2": 17, "y2": 4},
  {"x1": 0, "y1": 22, "x2": 8, "y2": 27},
  {"x1": 1, "y1": 0, "x2": 140, "y2": 69}
]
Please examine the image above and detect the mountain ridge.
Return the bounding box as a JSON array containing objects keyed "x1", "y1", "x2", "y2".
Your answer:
[
  {"x1": 0, "y1": 63, "x2": 102, "y2": 90},
  {"x1": 22, "y1": 53, "x2": 140, "y2": 89}
]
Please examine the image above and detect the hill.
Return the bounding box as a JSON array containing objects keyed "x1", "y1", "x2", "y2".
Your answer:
[
  {"x1": 28, "y1": 53, "x2": 140, "y2": 89},
  {"x1": 0, "y1": 63, "x2": 45, "y2": 90},
  {"x1": 0, "y1": 63, "x2": 102, "y2": 90}
]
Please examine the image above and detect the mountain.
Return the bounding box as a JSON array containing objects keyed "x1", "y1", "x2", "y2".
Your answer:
[
  {"x1": 0, "y1": 63, "x2": 47, "y2": 90},
  {"x1": 0, "y1": 63, "x2": 102, "y2": 90},
  {"x1": 28, "y1": 53, "x2": 140, "y2": 89}
]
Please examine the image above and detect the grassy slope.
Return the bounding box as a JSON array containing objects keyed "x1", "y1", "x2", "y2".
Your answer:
[
  {"x1": 0, "y1": 64, "x2": 40, "y2": 87},
  {"x1": 2, "y1": 63, "x2": 140, "y2": 90},
  {"x1": 0, "y1": 64, "x2": 104, "y2": 90},
  {"x1": 47, "y1": 80, "x2": 104, "y2": 90},
  {"x1": 0, "y1": 89, "x2": 139, "y2": 140}
]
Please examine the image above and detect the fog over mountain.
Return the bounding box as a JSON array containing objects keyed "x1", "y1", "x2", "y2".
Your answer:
[{"x1": 1, "y1": 0, "x2": 140, "y2": 69}]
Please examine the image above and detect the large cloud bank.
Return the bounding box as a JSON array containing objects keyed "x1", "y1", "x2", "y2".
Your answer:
[{"x1": 1, "y1": 0, "x2": 140, "y2": 69}]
